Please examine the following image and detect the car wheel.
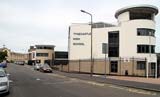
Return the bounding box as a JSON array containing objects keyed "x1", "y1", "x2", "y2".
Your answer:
[{"x1": 4, "y1": 90, "x2": 10, "y2": 95}]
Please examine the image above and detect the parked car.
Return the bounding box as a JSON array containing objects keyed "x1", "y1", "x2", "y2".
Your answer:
[
  {"x1": 14, "y1": 61, "x2": 25, "y2": 65},
  {"x1": 0, "y1": 68, "x2": 10, "y2": 95},
  {"x1": 39, "y1": 64, "x2": 52, "y2": 73},
  {"x1": 34, "y1": 64, "x2": 42, "y2": 70},
  {"x1": 0, "y1": 61, "x2": 7, "y2": 68}
]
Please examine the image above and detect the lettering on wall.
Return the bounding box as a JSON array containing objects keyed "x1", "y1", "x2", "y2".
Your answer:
[{"x1": 72, "y1": 32, "x2": 91, "y2": 46}]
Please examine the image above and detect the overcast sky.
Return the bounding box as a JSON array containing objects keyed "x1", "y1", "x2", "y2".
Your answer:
[{"x1": 0, "y1": 0, "x2": 160, "y2": 53}]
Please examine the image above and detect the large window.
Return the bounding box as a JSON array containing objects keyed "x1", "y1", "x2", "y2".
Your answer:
[
  {"x1": 137, "y1": 45, "x2": 155, "y2": 53},
  {"x1": 137, "y1": 28, "x2": 155, "y2": 36},
  {"x1": 151, "y1": 45, "x2": 155, "y2": 53},
  {"x1": 108, "y1": 31, "x2": 119, "y2": 57},
  {"x1": 55, "y1": 52, "x2": 68, "y2": 58},
  {"x1": 130, "y1": 12, "x2": 153, "y2": 20},
  {"x1": 137, "y1": 61, "x2": 146, "y2": 70},
  {"x1": 36, "y1": 53, "x2": 48, "y2": 57},
  {"x1": 110, "y1": 61, "x2": 118, "y2": 73}
]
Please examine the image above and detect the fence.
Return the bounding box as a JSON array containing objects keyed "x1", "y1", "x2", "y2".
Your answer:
[{"x1": 53, "y1": 57, "x2": 157, "y2": 77}]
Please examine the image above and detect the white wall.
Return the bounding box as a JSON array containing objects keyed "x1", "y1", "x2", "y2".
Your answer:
[
  {"x1": 117, "y1": 11, "x2": 129, "y2": 24},
  {"x1": 69, "y1": 24, "x2": 91, "y2": 60},
  {"x1": 120, "y1": 20, "x2": 157, "y2": 62},
  {"x1": 93, "y1": 28, "x2": 108, "y2": 59},
  {"x1": 69, "y1": 15, "x2": 157, "y2": 63}
]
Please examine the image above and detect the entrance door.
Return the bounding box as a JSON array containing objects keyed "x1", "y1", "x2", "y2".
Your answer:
[
  {"x1": 150, "y1": 63, "x2": 156, "y2": 77},
  {"x1": 110, "y1": 61, "x2": 118, "y2": 73}
]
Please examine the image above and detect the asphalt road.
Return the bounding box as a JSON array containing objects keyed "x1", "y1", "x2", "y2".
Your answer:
[{"x1": 1, "y1": 63, "x2": 160, "y2": 97}]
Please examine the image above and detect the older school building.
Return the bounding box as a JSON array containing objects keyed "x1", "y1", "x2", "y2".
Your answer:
[{"x1": 68, "y1": 5, "x2": 159, "y2": 77}]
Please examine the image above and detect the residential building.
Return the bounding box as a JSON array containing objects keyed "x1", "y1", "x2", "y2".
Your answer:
[{"x1": 68, "y1": 5, "x2": 159, "y2": 77}]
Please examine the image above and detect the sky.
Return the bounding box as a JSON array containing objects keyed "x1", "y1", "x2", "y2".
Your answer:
[{"x1": 0, "y1": 0, "x2": 160, "y2": 53}]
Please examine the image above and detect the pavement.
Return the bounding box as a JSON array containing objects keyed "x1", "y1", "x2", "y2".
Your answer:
[{"x1": 53, "y1": 71, "x2": 160, "y2": 92}]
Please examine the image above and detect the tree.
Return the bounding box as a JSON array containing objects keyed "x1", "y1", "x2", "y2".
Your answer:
[{"x1": 0, "y1": 50, "x2": 7, "y2": 62}]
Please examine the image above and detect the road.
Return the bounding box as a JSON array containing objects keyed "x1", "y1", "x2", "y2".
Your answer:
[{"x1": 1, "y1": 63, "x2": 160, "y2": 97}]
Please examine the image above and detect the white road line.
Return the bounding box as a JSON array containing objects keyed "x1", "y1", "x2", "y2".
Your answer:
[
  {"x1": 36, "y1": 78, "x2": 40, "y2": 81},
  {"x1": 109, "y1": 85, "x2": 157, "y2": 96}
]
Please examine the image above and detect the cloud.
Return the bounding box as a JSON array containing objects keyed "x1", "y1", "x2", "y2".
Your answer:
[{"x1": 0, "y1": 0, "x2": 160, "y2": 53}]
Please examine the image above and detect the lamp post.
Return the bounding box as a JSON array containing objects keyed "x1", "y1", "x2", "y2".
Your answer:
[{"x1": 80, "y1": 10, "x2": 93, "y2": 77}]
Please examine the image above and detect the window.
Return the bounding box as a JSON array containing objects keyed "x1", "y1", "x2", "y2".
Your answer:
[
  {"x1": 151, "y1": 45, "x2": 155, "y2": 53},
  {"x1": 110, "y1": 61, "x2": 118, "y2": 73},
  {"x1": 108, "y1": 31, "x2": 119, "y2": 57},
  {"x1": 137, "y1": 61, "x2": 146, "y2": 70},
  {"x1": 137, "y1": 45, "x2": 155, "y2": 53},
  {"x1": 37, "y1": 47, "x2": 53, "y2": 50},
  {"x1": 36, "y1": 53, "x2": 48, "y2": 57},
  {"x1": 137, "y1": 28, "x2": 155, "y2": 36},
  {"x1": 150, "y1": 63, "x2": 156, "y2": 69},
  {"x1": 130, "y1": 12, "x2": 153, "y2": 20},
  {"x1": 102, "y1": 43, "x2": 108, "y2": 54},
  {"x1": 32, "y1": 52, "x2": 35, "y2": 58},
  {"x1": 55, "y1": 52, "x2": 68, "y2": 58}
]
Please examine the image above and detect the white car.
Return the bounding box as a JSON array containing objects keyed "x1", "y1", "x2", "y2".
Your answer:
[
  {"x1": 34, "y1": 64, "x2": 42, "y2": 70},
  {"x1": 0, "y1": 68, "x2": 10, "y2": 94}
]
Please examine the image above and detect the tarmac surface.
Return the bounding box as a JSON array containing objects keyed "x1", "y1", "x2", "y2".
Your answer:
[{"x1": 1, "y1": 63, "x2": 159, "y2": 97}]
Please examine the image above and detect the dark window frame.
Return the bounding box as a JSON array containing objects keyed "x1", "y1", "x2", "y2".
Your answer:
[
  {"x1": 36, "y1": 53, "x2": 49, "y2": 57},
  {"x1": 137, "y1": 45, "x2": 155, "y2": 54},
  {"x1": 137, "y1": 28, "x2": 155, "y2": 37},
  {"x1": 130, "y1": 12, "x2": 153, "y2": 20},
  {"x1": 108, "y1": 31, "x2": 119, "y2": 57},
  {"x1": 110, "y1": 61, "x2": 118, "y2": 73},
  {"x1": 137, "y1": 61, "x2": 146, "y2": 70}
]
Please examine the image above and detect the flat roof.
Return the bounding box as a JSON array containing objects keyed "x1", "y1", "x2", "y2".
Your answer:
[
  {"x1": 115, "y1": 4, "x2": 158, "y2": 18},
  {"x1": 35, "y1": 45, "x2": 55, "y2": 48}
]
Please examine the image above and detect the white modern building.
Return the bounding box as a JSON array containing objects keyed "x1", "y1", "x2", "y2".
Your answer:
[{"x1": 68, "y1": 5, "x2": 159, "y2": 77}]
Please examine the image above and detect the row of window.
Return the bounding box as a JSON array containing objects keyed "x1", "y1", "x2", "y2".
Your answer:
[
  {"x1": 137, "y1": 45, "x2": 155, "y2": 53},
  {"x1": 130, "y1": 12, "x2": 153, "y2": 20},
  {"x1": 110, "y1": 61, "x2": 155, "y2": 72},
  {"x1": 137, "y1": 28, "x2": 155, "y2": 36},
  {"x1": 36, "y1": 53, "x2": 49, "y2": 57},
  {"x1": 102, "y1": 44, "x2": 155, "y2": 54},
  {"x1": 37, "y1": 47, "x2": 54, "y2": 50},
  {"x1": 137, "y1": 61, "x2": 156, "y2": 70}
]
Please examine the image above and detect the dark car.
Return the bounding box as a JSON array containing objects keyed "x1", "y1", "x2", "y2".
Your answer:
[
  {"x1": 39, "y1": 64, "x2": 52, "y2": 73},
  {"x1": 0, "y1": 62, "x2": 7, "y2": 68}
]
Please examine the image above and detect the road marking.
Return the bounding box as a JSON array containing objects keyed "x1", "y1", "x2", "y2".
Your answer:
[
  {"x1": 93, "y1": 75, "x2": 101, "y2": 77},
  {"x1": 44, "y1": 80, "x2": 78, "y2": 85},
  {"x1": 127, "y1": 88, "x2": 157, "y2": 95},
  {"x1": 36, "y1": 78, "x2": 40, "y2": 81},
  {"x1": 75, "y1": 79, "x2": 105, "y2": 87},
  {"x1": 85, "y1": 81, "x2": 105, "y2": 87},
  {"x1": 109, "y1": 85, "x2": 157, "y2": 96},
  {"x1": 47, "y1": 73, "x2": 67, "y2": 78},
  {"x1": 109, "y1": 85, "x2": 125, "y2": 90}
]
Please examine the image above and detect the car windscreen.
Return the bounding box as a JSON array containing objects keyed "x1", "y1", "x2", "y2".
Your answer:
[
  {"x1": 43, "y1": 65, "x2": 50, "y2": 69},
  {"x1": 0, "y1": 71, "x2": 6, "y2": 77}
]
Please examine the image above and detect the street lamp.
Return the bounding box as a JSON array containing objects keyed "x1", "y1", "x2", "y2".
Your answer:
[{"x1": 80, "y1": 10, "x2": 93, "y2": 77}]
